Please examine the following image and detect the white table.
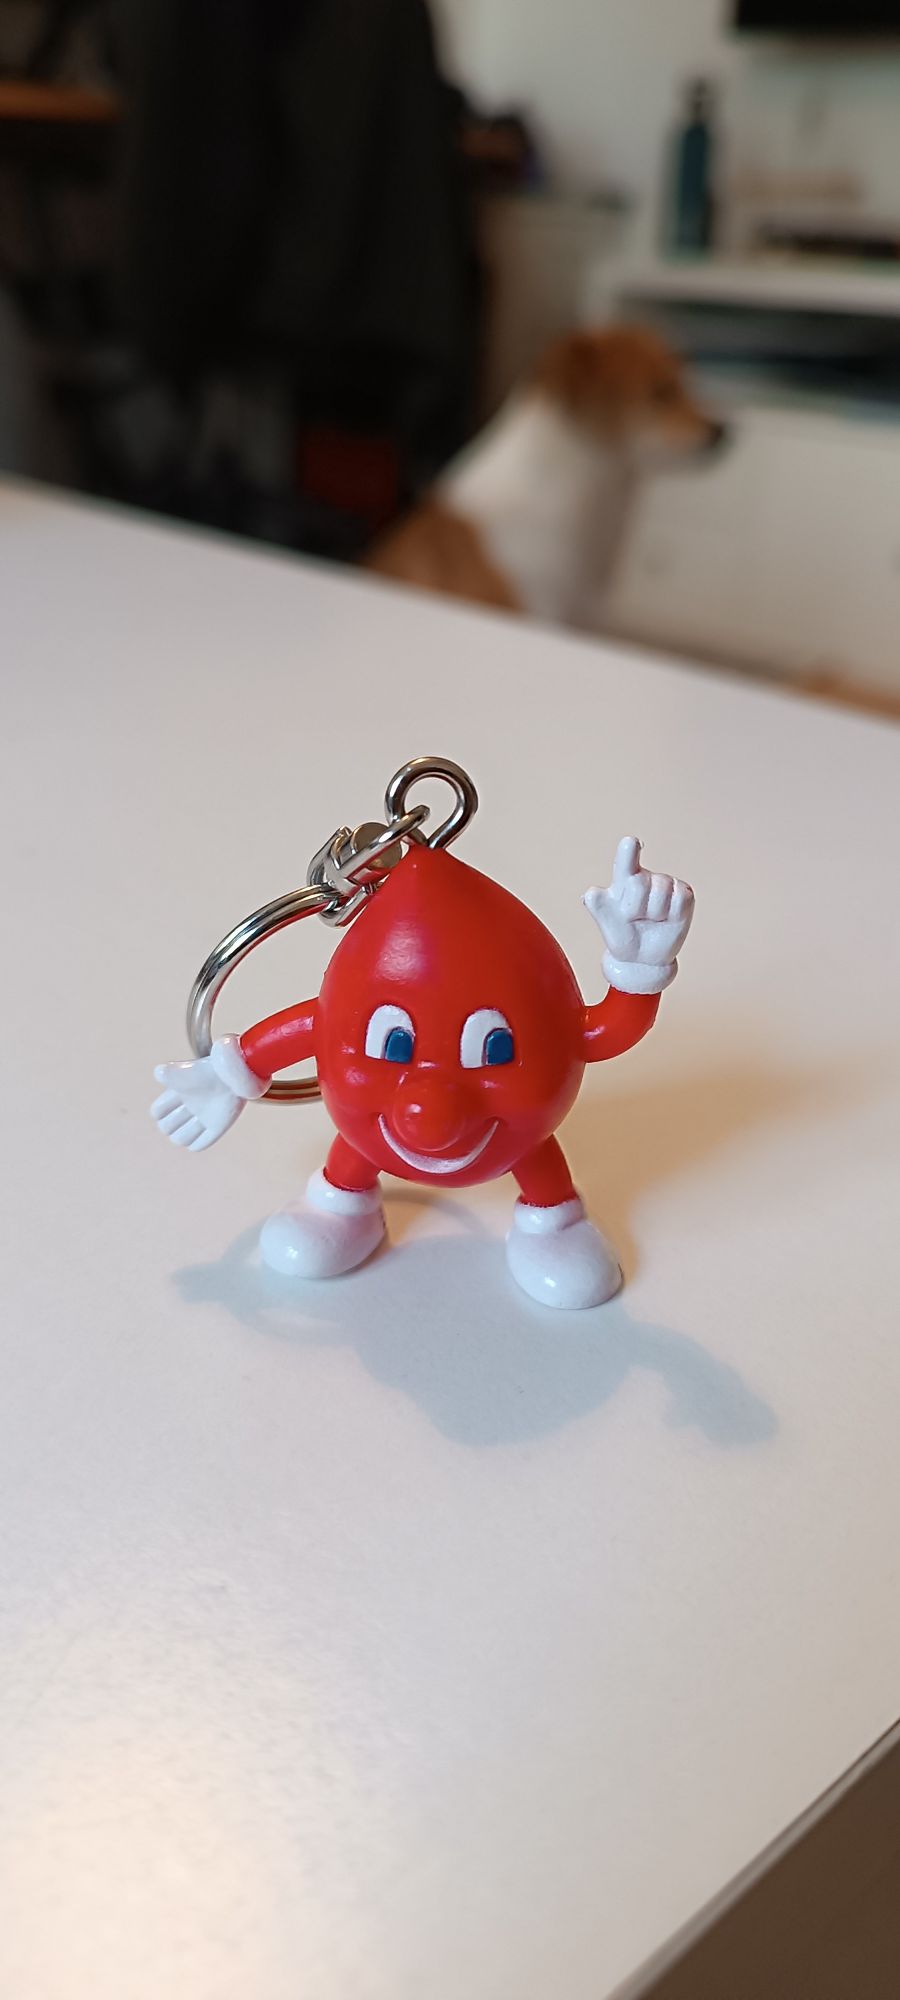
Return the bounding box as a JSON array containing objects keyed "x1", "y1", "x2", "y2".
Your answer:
[{"x1": 2, "y1": 482, "x2": 899, "y2": 2000}]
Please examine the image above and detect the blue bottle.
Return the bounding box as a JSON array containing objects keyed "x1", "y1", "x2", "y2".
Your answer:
[{"x1": 672, "y1": 80, "x2": 716, "y2": 255}]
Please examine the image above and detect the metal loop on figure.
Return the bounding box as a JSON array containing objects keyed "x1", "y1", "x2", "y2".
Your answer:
[
  {"x1": 384, "y1": 756, "x2": 479, "y2": 853},
  {"x1": 186, "y1": 756, "x2": 478, "y2": 1105}
]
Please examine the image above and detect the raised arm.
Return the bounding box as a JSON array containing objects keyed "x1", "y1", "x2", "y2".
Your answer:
[
  {"x1": 581, "y1": 836, "x2": 694, "y2": 1064},
  {"x1": 582, "y1": 985, "x2": 661, "y2": 1062},
  {"x1": 152, "y1": 1000, "x2": 318, "y2": 1151}
]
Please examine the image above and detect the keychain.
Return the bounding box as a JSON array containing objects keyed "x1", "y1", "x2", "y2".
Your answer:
[{"x1": 152, "y1": 756, "x2": 694, "y2": 1309}]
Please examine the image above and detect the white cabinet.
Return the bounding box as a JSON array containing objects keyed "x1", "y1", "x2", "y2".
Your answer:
[
  {"x1": 604, "y1": 428, "x2": 762, "y2": 663},
  {"x1": 605, "y1": 402, "x2": 900, "y2": 698},
  {"x1": 824, "y1": 441, "x2": 900, "y2": 688}
]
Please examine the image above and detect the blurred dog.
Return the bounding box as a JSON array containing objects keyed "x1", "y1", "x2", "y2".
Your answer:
[{"x1": 369, "y1": 325, "x2": 727, "y2": 626}]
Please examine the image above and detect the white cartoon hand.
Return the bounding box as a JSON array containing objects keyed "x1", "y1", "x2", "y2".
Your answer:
[
  {"x1": 584, "y1": 836, "x2": 694, "y2": 995},
  {"x1": 151, "y1": 1036, "x2": 268, "y2": 1152}
]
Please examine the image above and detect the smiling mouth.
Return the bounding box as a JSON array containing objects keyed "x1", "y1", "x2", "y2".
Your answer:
[{"x1": 378, "y1": 1116, "x2": 498, "y2": 1176}]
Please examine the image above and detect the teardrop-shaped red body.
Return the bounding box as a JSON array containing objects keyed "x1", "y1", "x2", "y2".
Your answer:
[{"x1": 315, "y1": 845, "x2": 586, "y2": 1187}]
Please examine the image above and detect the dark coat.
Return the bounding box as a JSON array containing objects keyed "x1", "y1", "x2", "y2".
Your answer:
[{"x1": 116, "y1": 0, "x2": 477, "y2": 466}]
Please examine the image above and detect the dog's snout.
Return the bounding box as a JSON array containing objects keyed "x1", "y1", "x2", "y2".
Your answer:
[{"x1": 705, "y1": 418, "x2": 732, "y2": 454}]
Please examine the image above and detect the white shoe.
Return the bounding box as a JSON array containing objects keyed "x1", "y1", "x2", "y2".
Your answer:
[
  {"x1": 260, "y1": 1171, "x2": 385, "y2": 1279},
  {"x1": 506, "y1": 1196, "x2": 622, "y2": 1310}
]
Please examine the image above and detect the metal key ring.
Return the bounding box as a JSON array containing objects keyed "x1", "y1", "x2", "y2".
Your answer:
[
  {"x1": 187, "y1": 885, "x2": 333, "y2": 1103},
  {"x1": 187, "y1": 806, "x2": 428, "y2": 1103},
  {"x1": 186, "y1": 757, "x2": 479, "y2": 1106}
]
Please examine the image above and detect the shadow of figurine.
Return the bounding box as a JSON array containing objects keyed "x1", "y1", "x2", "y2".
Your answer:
[
  {"x1": 175, "y1": 1218, "x2": 776, "y2": 1452},
  {"x1": 169, "y1": 1042, "x2": 878, "y2": 1449}
]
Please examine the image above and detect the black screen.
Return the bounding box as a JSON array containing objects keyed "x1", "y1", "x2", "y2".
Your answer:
[{"x1": 736, "y1": 0, "x2": 900, "y2": 28}]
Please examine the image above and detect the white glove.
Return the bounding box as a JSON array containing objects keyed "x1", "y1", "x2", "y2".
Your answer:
[
  {"x1": 151, "y1": 1035, "x2": 269, "y2": 1152},
  {"x1": 584, "y1": 836, "x2": 694, "y2": 996}
]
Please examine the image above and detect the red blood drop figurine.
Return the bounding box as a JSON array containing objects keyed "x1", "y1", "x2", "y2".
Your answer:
[{"x1": 153, "y1": 760, "x2": 694, "y2": 1309}]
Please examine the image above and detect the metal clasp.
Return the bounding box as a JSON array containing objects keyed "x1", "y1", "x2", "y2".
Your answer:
[
  {"x1": 306, "y1": 805, "x2": 429, "y2": 929},
  {"x1": 186, "y1": 756, "x2": 478, "y2": 1104}
]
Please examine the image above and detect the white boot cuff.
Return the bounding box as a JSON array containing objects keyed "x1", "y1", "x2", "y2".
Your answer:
[
  {"x1": 307, "y1": 1170, "x2": 383, "y2": 1217},
  {"x1": 512, "y1": 1195, "x2": 585, "y2": 1237}
]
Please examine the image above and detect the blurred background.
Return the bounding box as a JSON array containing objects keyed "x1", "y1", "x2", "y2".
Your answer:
[{"x1": 2, "y1": 0, "x2": 900, "y2": 710}]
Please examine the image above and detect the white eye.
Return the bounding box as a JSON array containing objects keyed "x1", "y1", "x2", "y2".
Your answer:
[
  {"x1": 365, "y1": 1004, "x2": 415, "y2": 1063},
  {"x1": 460, "y1": 1008, "x2": 515, "y2": 1070}
]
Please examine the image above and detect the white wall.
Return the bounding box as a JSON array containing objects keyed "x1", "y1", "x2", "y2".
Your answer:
[
  {"x1": 432, "y1": 0, "x2": 900, "y2": 244},
  {"x1": 434, "y1": 0, "x2": 729, "y2": 194}
]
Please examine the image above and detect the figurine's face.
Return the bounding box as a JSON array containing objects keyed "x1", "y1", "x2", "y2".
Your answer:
[{"x1": 316, "y1": 849, "x2": 586, "y2": 1187}]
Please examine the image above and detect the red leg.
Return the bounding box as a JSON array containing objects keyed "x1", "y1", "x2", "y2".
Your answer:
[
  {"x1": 513, "y1": 1135, "x2": 577, "y2": 1208},
  {"x1": 325, "y1": 1135, "x2": 381, "y2": 1194}
]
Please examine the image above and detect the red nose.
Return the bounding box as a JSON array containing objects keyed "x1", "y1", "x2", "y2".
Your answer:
[{"x1": 390, "y1": 1074, "x2": 470, "y2": 1155}]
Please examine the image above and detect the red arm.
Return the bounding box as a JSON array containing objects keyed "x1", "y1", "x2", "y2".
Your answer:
[
  {"x1": 240, "y1": 1000, "x2": 318, "y2": 1082},
  {"x1": 583, "y1": 987, "x2": 659, "y2": 1063}
]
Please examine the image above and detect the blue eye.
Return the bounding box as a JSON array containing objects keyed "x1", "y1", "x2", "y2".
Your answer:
[
  {"x1": 384, "y1": 1026, "x2": 414, "y2": 1064},
  {"x1": 460, "y1": 1010, "x2": 515, "y2": 1069},
  {"x1": 365, "y1": 1005, "x2": 415, "y2": 1061}
]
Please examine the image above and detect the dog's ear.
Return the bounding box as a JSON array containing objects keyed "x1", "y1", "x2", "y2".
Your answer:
[
  {"x1": 535, "y1": 329, "x2": 651, "y2": 417},
  {"x1": 534, "y1": 332, "x2": 607, "y2": 413}
]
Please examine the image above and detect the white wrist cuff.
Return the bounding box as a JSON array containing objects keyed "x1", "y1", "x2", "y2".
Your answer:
[
  {"x1": 602, "y1": 953, "x2": 677, "y2": 997},
  {"x1": 210, "y1": 1035, "x2": 270, "y2": 1100}
]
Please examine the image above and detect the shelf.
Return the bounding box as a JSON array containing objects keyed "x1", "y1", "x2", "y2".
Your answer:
[
  {"x1": 606, "y1": 255, "x2": 900, "y2": 320},
  {"x1": 0, "y1": 80, "x2": 121, "y2": 126}
]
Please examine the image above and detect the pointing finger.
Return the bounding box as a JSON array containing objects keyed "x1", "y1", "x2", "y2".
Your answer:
[
  {"x1": 612, "y1": 836, "x2": 642, "y2": 892},
  {"x1": 621, "y1": 869, "x2": 650, "y2": 921}
]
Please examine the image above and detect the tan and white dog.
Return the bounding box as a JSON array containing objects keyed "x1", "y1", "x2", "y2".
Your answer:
[{"x1": 369, "y1": 325, "x2": 727, "y2": 626}]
